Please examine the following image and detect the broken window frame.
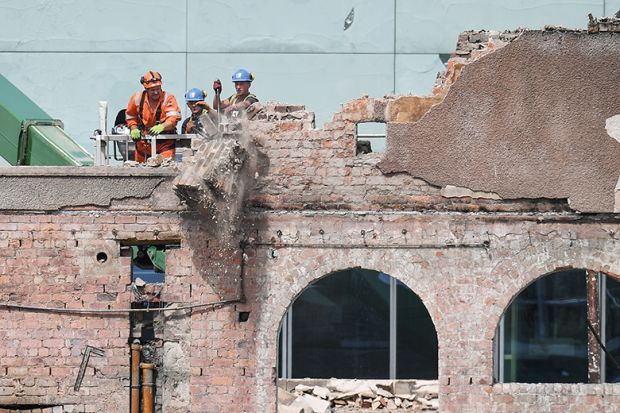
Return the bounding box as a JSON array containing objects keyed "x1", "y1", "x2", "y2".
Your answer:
[{"x1": 494, "y1": 269, "x2": 620, "y2": 384}]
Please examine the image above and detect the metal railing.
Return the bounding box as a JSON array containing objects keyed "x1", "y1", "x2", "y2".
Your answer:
[
  {"x1": 91, "y1": 101, "x2": 204, "y2": 166},
  {"x1": 91, "y1": 132, "x2": 199, "y2": 166}
]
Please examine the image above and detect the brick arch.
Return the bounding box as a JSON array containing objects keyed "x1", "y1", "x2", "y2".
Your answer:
[
  {"x1": 264, "y1": 258, "x2": 441, "y2": 354},
  {"x1": 486, "y1": 241, "x2": 620, "y2": 347},
  {"x1": 274, "y1": 265, "x2": 439, "y2": 344},
  {"x1": 253, "y1": 248, "x2": 442, "y2": 411}
]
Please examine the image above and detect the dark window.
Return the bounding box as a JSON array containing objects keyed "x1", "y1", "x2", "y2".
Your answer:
[
  {"x1": 501, "y1": 269, "x2": 587, "y2": 383},
  {"x1": 496, "y1": 269, "x2": 620, "y2": 383},
  {"x1": 279, "y1": 268, "x2": 437, "y2": 379},
  {"x1": 397, "y1": 280, "x2": 438, "y2": 379},
  {"x1": 605, "y1": 276, "x2": 620, "y2": 383}
]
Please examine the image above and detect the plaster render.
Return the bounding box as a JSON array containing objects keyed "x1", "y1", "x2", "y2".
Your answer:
[{"x1": 379, "y1": 31, "x2": 620, "y2": 213}]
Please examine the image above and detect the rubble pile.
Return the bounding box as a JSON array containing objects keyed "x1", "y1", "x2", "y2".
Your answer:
[{"x1": 278, "y1": 379, "x2": 438, "y2": 413}]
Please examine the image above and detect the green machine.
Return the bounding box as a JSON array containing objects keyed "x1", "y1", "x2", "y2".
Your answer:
[{"x1": 0, "y1": 73, "x2": 93, "y2": 166}]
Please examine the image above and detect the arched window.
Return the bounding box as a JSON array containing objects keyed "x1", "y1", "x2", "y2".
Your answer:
[
  {"x1": 495, "y1": 269, "x2": 620, "y2": 383},
  {"x1": 278, "y1": 268, "x2": 437, "y2": 379}
]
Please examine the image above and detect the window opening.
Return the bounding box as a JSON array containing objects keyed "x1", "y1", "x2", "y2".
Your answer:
[
  {"x1": 122, "y1": 243, "x2": 178, "y2": 284},
  {"x1": 356, "y1": 122, "x2": 386, "y2": 155},
  {"x1": 278, "y1": 268, "x2": 437, "y2": 380},
  {"x1": 495, "y1": 269, "x2": 620, "y2": 383}
]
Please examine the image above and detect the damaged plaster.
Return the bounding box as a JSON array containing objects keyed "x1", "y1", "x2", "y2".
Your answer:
[
  {"x1": 606, "y1": 114, "x2": 620, "y2": 143},
  {"x1": 379, "y1": 30, "x2": 620, "y2": 212},
  {"x1": 0, "y1": 167, "x2": 179, "y2": 211}
]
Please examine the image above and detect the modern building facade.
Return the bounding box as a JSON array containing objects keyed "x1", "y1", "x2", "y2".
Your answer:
[{"x1": 0, "y1": 0, "x2": 616, "y2": 156}]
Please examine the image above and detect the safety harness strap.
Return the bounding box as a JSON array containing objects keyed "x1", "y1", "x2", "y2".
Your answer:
[
  {"x1": 137, "y1": 91, "x2": 164, "y2": 129},
  {"x1": 229, "y1": 93, "x2": 257, "y2": 105}
]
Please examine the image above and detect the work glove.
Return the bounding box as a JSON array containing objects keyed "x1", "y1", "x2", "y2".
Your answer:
[
  {"x1": 130, "y1": 128, "x2": 141, "y2": 141},
  {"x1": 213, "y1": 79, "x2": 222, "y2": 94},
  {"x1": 149, "y1": 123, "x2": 165, "y2": 135}
]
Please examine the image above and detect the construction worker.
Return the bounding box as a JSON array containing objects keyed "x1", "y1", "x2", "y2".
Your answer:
[
  {"x1": 181, "y1": 88, "x2": 217, "y2": 135},
  {"x1": 125, "y1": 71, "x2": 181, "y2": 162},
  {"x1": 212, "y1": 68, "x2": 258, "y2": 116}
]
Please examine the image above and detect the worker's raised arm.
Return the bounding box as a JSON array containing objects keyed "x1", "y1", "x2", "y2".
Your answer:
[{"x1": 212, "y1": 79, "x2": 227, "y2": 112}]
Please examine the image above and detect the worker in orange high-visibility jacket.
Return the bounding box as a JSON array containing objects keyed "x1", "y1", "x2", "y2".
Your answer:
[{"x1": 125, "y1": 71, "x2": 181, "y2": 163}]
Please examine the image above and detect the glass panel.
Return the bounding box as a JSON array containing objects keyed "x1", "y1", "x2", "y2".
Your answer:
[
  {"x1": 396, "y1": 0, "x2": 603, "y2": 54},
  {"x1": 0, "y1": 0, "x2": 186, "y2": 52},
  {"x1": 605, "y1": 276, "x2": 620, "y2": 382},
  {"x1": 502, "y1": 269, "x2": 588, "y2": 383},
  {"x1": 187, "y1": 0, "x2": 394, "y2": 54},
  {"x1": 396, "y1": 280, "x2": 438, "y2": 379},
  {"x1": 290, "y1": 269, "x2": 390, "y2": 379},
  {"x1": 187, "y1": 53, "x2": 394, "y2": 129}
]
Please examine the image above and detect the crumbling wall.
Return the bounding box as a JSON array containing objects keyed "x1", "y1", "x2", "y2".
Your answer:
[
  {"x1": 2, "y1": 23, "x2": 620, "y2": 413},
  {"x1": 247, "y1": 102, "x2": 569, "y2": 213},
  {"x1": 379, "y1": 30, "x2": 620, "y2": 213}
]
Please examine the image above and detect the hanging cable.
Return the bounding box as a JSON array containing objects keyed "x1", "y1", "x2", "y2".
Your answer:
[{"x1": 0, "y1": 298, "x2": 240, "y2": 314}]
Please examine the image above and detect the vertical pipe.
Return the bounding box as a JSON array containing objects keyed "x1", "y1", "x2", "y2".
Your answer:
[
  {"x1": 389, "y1": 276, "x2": 397, "y2": 380},
  {"x1": 94, "y1": 134, "x2": 103, "y2": 166},
  {"x1": 286, "y1": 307, "x2": 292, "y2": 378},
  {"x1": 98, "y1": 101, "x2": 109, "y2": 165},
  {"x1": 587, "y1": 270, "x2": 601, "y2": 383},
  {"x1": 600, "y1": 273, "x2": 607, "y2": 382},
  {"x1": 131, "y1": 340, "x2": 142, "y2": 413},
  {"x1": 151, "y1": 135, "x2": 157, "y2": 159},
  {"x1": 141, "y1": 363, "x2": 155, "y2": 413},
  {"x1": 497, "y1": 317, "x2": 505, "y2": 383}
]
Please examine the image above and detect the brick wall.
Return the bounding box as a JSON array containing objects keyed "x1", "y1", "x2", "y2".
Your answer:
[
  {"x1": 0, "y1": 91, "x2": 619, "y2": 413},
  {"x1": 245, "y1": 213, "x2": 620, "y2": 412},
  {"x1": 247, "y1": 100, "x2": 569, "y2": 213}
]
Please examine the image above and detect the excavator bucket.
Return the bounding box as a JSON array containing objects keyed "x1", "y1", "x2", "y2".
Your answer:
[{"x1": 0, "y1": 73, "x2": 93, "y2": 166}]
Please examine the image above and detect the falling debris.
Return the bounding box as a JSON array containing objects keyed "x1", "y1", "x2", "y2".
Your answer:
[
  {"x1": 588, "y1": 12, "x2": 620, "y2": 32},
  {"x1": 344, "y1": 8, "x2": 354, "y2": 31}
]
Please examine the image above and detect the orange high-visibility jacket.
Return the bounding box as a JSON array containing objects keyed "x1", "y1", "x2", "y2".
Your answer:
[
  {"x1": 125, "y1": 90, "x2": 181, "y2": 131},
  {"x1": 126, "y1": 90, "x2": 181, "y2": 162}
]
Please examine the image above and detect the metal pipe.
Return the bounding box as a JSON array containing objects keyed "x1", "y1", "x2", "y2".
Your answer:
[
  {"x1": 131, "y1": 340, "x2": 142, "y2": 413},
  {"x1": 150, "y1": 135, "x2": 157, "y2": 159},
  {"x1": 140, "y1": 363, "x2": 155, "y2": 413},
  {"x1": 98, "y1": 101, "x2": 109, "y2": 165}
]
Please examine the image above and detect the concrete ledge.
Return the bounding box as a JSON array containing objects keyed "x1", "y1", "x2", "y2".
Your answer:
[
  {"x1": 0, "y1": 166, "x2": 177, "y2": 177},
  {"x1": 0, "y1": 166, "x2": 181, "y2": 211}
]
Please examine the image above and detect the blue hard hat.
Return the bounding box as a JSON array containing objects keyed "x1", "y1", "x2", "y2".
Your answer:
[
  {"x1": 232, "y1": 68, "x2": 254, "y2": 82},
  {"x1": 185, "y1": 88, "x2": 205, "y2": 102}
]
